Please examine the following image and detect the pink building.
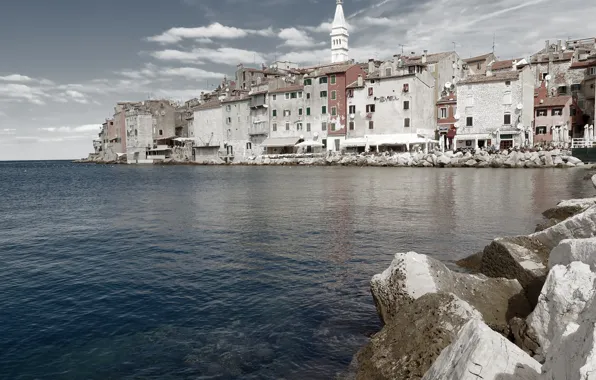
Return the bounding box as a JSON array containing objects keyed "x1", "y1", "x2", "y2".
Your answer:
[{"x1": 533, "y1": 82, "x2": 573, "y2": 145}]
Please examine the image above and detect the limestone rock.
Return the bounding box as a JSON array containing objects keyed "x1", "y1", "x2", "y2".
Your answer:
[
  {"x1": 531, "y1": 205, "x2": 596, "y2": 249},
  {"x1": 541, "y1": 293, "x2": 596, "y2": 380},
  {"x1": 565, "y1": 162, "x2": 576, "y2": 167},
  {"x1": 421, "y1": 319, "x2": 541, "y2": 380},
  {"x1": 371, "y1": 252, "x2": 531, "y2": 334},
  {"x1": 437, "y1": 155, "x2": 451, "y2": 167},
  {"x1": 566, "y1": 156, "x2": 582, "y2": 165},
  {"x1": 544, "y1": 154, "x2": 554, "y2": 167},
  {"x1": 550, "y1": 237, "x2": 596, "y2": 270},
  {"x1": 355, "y1": 293, "x2": 481, "y2": 380},
  {"x1": 592, "y1": 174, "x2": 596, "y2": 190},
  {"x1": 480, "y1": 236, "x2": 550, "y2": 306},
  {"x1": 521, "y1": 262, "x2": 596, "y2": 361},
  {"x1": 477, "y1": 161, "x2": 489, "y2": 168},
  {"x1": 464, "y1": 159, "x2": 477, "y2": 167}
]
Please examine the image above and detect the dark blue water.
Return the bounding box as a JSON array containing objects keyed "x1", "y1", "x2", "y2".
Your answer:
[{"x1": 0, "y1": 161, "x2": 593, "y2": 380}]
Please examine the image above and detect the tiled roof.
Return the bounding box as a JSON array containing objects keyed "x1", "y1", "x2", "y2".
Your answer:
[
  {"x1": 458, "y1": 70, "x2": 519, "y2": 84},
  {"x1": 463, "y1": 53, "x2": 493, "y2": 63},
  {"x1": 366, "y1": 71, "x2": 416, "y2": 80},
  {"x1": 312, "y1": 63, "x2": 356, "y2": 75},
  {"x1": 437, "y1": 93, "x2": 457, "y2": 104},
  {"x1": 404, "y1": 51, "x2": 455, "y2": 65},
  {"x1": 491, "y1": 59, "x2": 520, "y2": 71},
  {"x1": 531, "y1": 51, "x2": 574, "y2": 63},
  {"x1": 570, "y1": 59, "x2": 596, "y2": 69},
  {"x1": 346, "y1": 79, "x2": 365, "y2": 89},
  {"x1": 535, "y1": 96, "x2": 572, "y2": 108},
  {"x1": 195, "y1": 99, "x2": 221, "y2": 110},
  {"x1": 221, "y1": 95, "x2": 249, "y2": 104},
  {"x1": 268, "y1": 84, "x2": 304, "y2": 94}
]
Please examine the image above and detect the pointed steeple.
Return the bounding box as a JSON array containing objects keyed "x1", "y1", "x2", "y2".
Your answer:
[{"x1": 330, "y1": 0, "x2": 349, "y2": 63}]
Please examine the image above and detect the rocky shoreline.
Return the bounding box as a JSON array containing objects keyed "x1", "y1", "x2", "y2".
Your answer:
[
  {"x1": 345, "y1": 177, "x2": 596, "y2": 379},
  {"x1": 75, "y1": 148, "x2": 589, "y2": 168}
]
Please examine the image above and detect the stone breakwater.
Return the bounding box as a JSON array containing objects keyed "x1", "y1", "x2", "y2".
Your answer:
[
  {"x1": 76, "y1": 149, "x2": 587, "y2": 168},
  {"x1": 345, "y1": 177, "x2": 596, "y2": 380}
]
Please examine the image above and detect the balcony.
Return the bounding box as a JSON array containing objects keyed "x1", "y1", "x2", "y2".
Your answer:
[{"x1": 248, "y1": 123, "x2": 268, "y2": 136}]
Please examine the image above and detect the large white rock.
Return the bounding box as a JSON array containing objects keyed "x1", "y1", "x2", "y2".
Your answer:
[
  {"x1": 592, "y1": 174, "x2": 596, "y2": 190},
  {"x1": 556, "y1": 198, "x2": 596, "y2": 209},
  {"x1": 566, "y1": 156, "x2": 583, "y2": 164},
  {"x1": 371, "y1": 252, "x2": 531, "y2": 333},
  {"x1": 525, "y1": 262, "x2": 596, "y2": 360},
  {"x1": 550, "y1": 238, "x2": 596, "y2": 270},
  {"x1": 531, "y1": 206, "x2": 596, "y2": 249},
  {"x1": 541, "y1": 293, "x2": 596, "y2": 380},
  {"x1": 422, "y1": 319, "x2": 541, "y2": 380},
  {"x1": 437, "y1": 154, "x2": 451, "y2": 166}
]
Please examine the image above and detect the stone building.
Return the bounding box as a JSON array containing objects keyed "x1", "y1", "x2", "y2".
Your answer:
[
  {"x1": 125, "y1": 106, "x2": 153, "y2": 164},
  {"x1": 262, "y1": 84, "x2": 306, "y2": 154},
  {"x1": 343, "y1": 56, "x2": 436, "y2": 152},
  {"x1": 107, "y1": 103, "x2": 135, "y2": 160},
  {"x1": 533, "y1": 81, "x2": 573, "y2": 145},
  {"x1": 569, "y1": 55, "x2": 596, "y2": 131},
  {"x1": 247, "y1": 87, "x2": 269, "y2": 150},
  {"x1": 462, "y1": 53, "x2": 496, "y2": 76},
  {"x1": 191, "y1": 99, "x2": 224, "y2": 160},
  {"x1": 436, "y1": 92, "x2": 457, "y2": 150},
  {"x1": 454, "y1": 65, "x2": 535, "y2": 150},
  {"x1": 222, "y1": 95, "x2": 257, "y2": 159}
]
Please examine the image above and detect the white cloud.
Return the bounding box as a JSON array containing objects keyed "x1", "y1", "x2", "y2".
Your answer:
[
  {"x1": 0, "y1": 83, "x2": 47, "y2": 105},
  {"x1": 150, "y1": 49, "x2": 204, "y2": 63},
  {"x1": 147, "y1": 23, "x2": 274, "y2": 44},
  {"x1": 39, "y1": 124, "x2": 101, "y2": 133},
  {"x1": 0, "y1": 74, "x2": 33, "y2": 82},
  {"x1": 162, "y1": 67, "x2": 224, "y2": 80},
  {"x1": 278, "y1": 48, "x2": 329, "y2": 64},
  {"x1": 278, "y1": 28, "x2": 318, "y2": 47},
  {"x1": 151, "y1": 47, "x2": 268, "y2": 65},
  {"x1": 65, "y1": 90, "x2": 90, "y2": 104}
]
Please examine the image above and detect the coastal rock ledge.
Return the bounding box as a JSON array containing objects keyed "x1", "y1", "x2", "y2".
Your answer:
[{"x1": 353, "y1": 195, "x2": 596, "y2": 380}]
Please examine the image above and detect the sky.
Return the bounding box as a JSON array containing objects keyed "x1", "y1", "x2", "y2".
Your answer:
[{"x1": 0, "y1": 0, "x2": 595, "y2": 160}]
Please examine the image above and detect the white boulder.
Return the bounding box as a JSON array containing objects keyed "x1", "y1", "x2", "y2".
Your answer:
[
  {"x1": 592, "y1": 174, "x2": 596, "y2": 190},
  {"x1": 550, "y1": 238, "x2": 596, "y2": 270},
  {"x1": 525, "y1": 262, "x2": 596, "y2": 360},
  {"x1": 422, "y1": 319, "x2": 541, "y2": 380},
  {"x1": 531, "y1": 206, "x2": 596, "y2": 249}
]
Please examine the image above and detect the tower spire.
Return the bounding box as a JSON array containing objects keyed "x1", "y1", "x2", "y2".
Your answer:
[{"x1": 330, "y1": 0, "x2": 349, "y2": 63}]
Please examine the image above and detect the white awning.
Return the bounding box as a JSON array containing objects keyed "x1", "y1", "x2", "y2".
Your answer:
[
  {"x1": 343, "y1": 134, "x2": 437, "y2": 146},
  {"x1": 260, "y1": 137, "x2": 300, "y2": 147},
  {"x1": 296, "y1": 140, "x2": 324, "y2": 147},
  {"x1": 174, "y1": 137, "x2": 194, "y2": 142},
  {"x1": 453, "y1": 133, "x2": 492, "y2": 140},
  {"x1": 341, "y1": 137, "x2": 368, "y2": 147}
]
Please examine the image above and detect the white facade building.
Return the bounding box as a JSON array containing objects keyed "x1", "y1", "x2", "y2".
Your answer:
[
  {"x1": 454, "y1": 65, "x2": 535, "y2": 150},
  {"x1": 330, "y1": 0, "x2": 349, "y2": 63},
  {"x1": 222, "y1": 96, "x2": 259, "y2": 159},
  {"x1": 125, "y1": 109, "x2": 153, "y2": 164},
  {"x1": 191, "y1": 100, "x2": 225, "y2": 160}
]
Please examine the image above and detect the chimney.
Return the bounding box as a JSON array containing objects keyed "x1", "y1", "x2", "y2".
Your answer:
[
  {"x1": 548, "y1": 51, "x2": 554, "y2": 63},
  {"x1": 422, "y1": 50, "x2": 428, "y2": 64},
  {"x1": 368, "y1": 58, "x2": 375, "y2": 74},
  {"x1": 557, "y1": 39, "x2": 562, "y2": 52},
  {"x1": 357, "y1": 74, "x2": 363, "y2": 87},
  {"x1": 545, "y1": 39, "x2": 550, "y2": 52}
]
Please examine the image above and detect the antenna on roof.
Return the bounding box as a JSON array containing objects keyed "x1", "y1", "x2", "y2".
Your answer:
[
  {"x1": 399, "y1": 44, "x2": 405, "y2": 55},
  {"x1": 492, "y1": 32, "x2": 496, "y2": 55}
]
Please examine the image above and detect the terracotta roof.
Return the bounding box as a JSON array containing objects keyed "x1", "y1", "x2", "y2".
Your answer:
[
  {"x1": 491, "y1": 59, "x2": 520, "y2": 71},
  {"x1": 195, "y1": 99, "x2": 221, "y2": 110},
  {"x1": 458, "y1": 70, "x2": 519, "y2": 84},
  {"x1": 268, "y1": 84, "x2": 304, "y2": 94},
  {"x1": 437, "y1": 93, "x2": 457, "y2": 104},
  {"x1": 366, "y1": 71, "x2": 416, "y2": 80},
  {"x1": 535, "y1": 96, "x2": 572, "y2": 108},
  {"x1": 463, "y1": 53, "x2": 493, "y2": 63},
  {"x1": 404, "y1": 51, "x2": 455, "y2": 65},
  {"x1": 221, "y1": 95, "x2": 249, "y2": 104},
  {"x1": 311, "y1": 63, "x2": 356, "y2": 76},
  {"x1": 346, "y1": 79, "x2": 365, "y2": 89},
  {"x1": 570, "y1": 59, "x2": 596, "y2": 69}
]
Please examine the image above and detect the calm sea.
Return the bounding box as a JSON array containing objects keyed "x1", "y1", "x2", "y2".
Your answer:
[{"x1": 0, "y1": 161, "x2": 593, "y2": 380}]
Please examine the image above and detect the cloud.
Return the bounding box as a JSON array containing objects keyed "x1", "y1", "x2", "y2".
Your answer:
[
  {"x1": 39, "y1": 124, "x2": 101, "y2": 133},
  {"x1": 162, "y1": 67, "x2": 225, "y2": 80},
  {"x1": 0, "y1": 128, "x2": 16, "y2": 135},
  {"x1": 0, "y1": 74, "x2": 33, "y2": 82},
  {"x1": 149, "y1": 49, "x2": 204, "y2": 63},
  {"x1": 279, "y1": 48, "x2": 329, "y2": 64},
  {"x1": 278, "y1": 28, "x2": 319, "y2": 47},
  {"x1": 150, "y1": 47, "x2": 268, "y2": 65},
  {"x1": 147, "y1": 22, "x2": 274, "y2": 44},
  {"x1": 0, "y1": 83, "x2": 47, "y2": 105}
]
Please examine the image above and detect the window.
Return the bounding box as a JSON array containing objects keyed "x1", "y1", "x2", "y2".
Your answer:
[
  {"x1": 558, "y1": 86, "x2": 567, "y2": 95},
  {"x1": 284, "y1": 110, "x2": 291, "y2": 117},
  {"x1": 330, "y1": 75, "x2": 336, "y2": 84},
  {"x1": 272, "y1": 123, "x2": 277, "y2": 131},
  {"x1": 307, "y1": 123, "x2": 311, "y2": 132},
  {"x1": 385, "y1": 68, "x2": 392, "y2": 76},
  {"x1": 466, "y1": 140, "x2": 472, "y2": 147},
  {"x1": 504, "y1": 113, "x2": 511, "y2": 125},
  {"x1": 298, "y1": 92, "x2": 303, "y2": 98},
  {"x1": 285, "y1": 122, "x2": 290, "y2": 130},
  {"x1": 571, "y1": 107, "x2": 577, "y2": 116},
  {"x1": 349, "y1": 105, "x2": 356, "y2": 114},
  {"x1": 226, "y1": 117, "x2": 232, "y2": 124},
  {"x1": 297, "y1": 123, "x2": 302, "y2": 130},
  {"x1": 304, "y1": 79, "x2": 312, "y2": 85},
  {"x1": 330, "y1": 123, "x2": 336, "y2": 131},
  {"x1": 466, "y1": 94, "x2": 474, "y2": 107},
  {"x1": 331, "y1": 107, "x2": 337, "y2": 116},
  {"x1": 403, "y1": 101, "x2": 410, "y2": 110},
  {"x1": 306, "y1": 93, "x2": 311, "y2": 99},
  {"x1": 404, "y1": 118, "x2": 410, "y2": 127},
  {"x1": 589, "y1": 67, "x2": 596, "y2": 76},
  {"x1": 306, "y1": 107, "x2": 311, "y2": 116},
  {"x1": 536, "y1": 126, "x2": 547, "y2": 135},
  {"x1": 466, "y1": 117, "x2": 473, "y2": 127},
  {"x1": 408, "y1": 66, "x2": 415, "y2": 74},
  {"x1": 368, "y1": 87, "x2": 374, "y2": 96},
  {"x1": 322, "y1": 106, "x2": 327, "y2": 114},
  {"x1": 440, "y1": 108, "x2": 447, "y2": 118},
  {"x1": 541, "y1": 72, "x2": 549, "y2": 80},
  {"x1": 477, "y1": 62, "x2": 482, "y2": 70},
  {"x1": 159, "y1": 129, "x2": 163, "y2": 135},
  {"x1": 322, "y1": 122, "x2": 327, "y2": 131},
  {"x1": 272, "y1": 94, "x2": 276, "y2": 100},
  {"x1": 536, "y1": 109, "x2": 547, "y2": 117},
  {"x1": 291, "y1": 92, "x2": 297, "y2": 99},
  {"x1": 272, "y1": 109, "x2": 277, "y2": 117},
  {"x1": 285, "y1": 93, "x2": 290, "y2": 99},
  {"x1": 319, "y1": 77, "x2": 328, "y2": 84},
  {"x1": 320, "y1": 91, "x2": 328, "y2": 98},
  {"x1": 368, "y1": 120, "x2": 374, "y2": 129},
  {"x1": 505, "y1": 81, "x2": 511, "y2": 86},
  {"x1": 246, "y1": 142, "x2": 252, "y2": 150},
  {"x1": 298, "y1": 108, "x2": 303, "y2": 116},
  {"x1": 349, "y1": 121, "x2": 354, "y2": 130},
  {"x1": 331, "y1": 90, "x2": 336, "y2": 100},
  {"x1": 366, "y1": 104, "x2": 375, "y2": 112},
  {"x1": 552, "y1": 108, "x2": 563, "y2": 116},
  {"x1": 503, "y1": 91, "x2": 512, "y2": 105},
  {"x1": 571, "y1": 84, "x2": 581, "y2": 92},
  {"x1": 226, "y1": 105, "x2": 231, "y2": 111},
  {"x1": 348, "y1": 89, "x2": 354, "y2": 98}
]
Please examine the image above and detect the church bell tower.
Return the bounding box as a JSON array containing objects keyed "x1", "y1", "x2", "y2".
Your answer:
[{"x1": 331, "y1": 0, "x2": 349, "y2": 63}]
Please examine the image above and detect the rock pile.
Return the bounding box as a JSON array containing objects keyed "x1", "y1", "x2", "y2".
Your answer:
[
  {"x1": 352, "y1": 175, "x2": 596, "y2": 379},
  {"x1": 238, "y1": 149, "x2": 584, "y2": 168}
]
